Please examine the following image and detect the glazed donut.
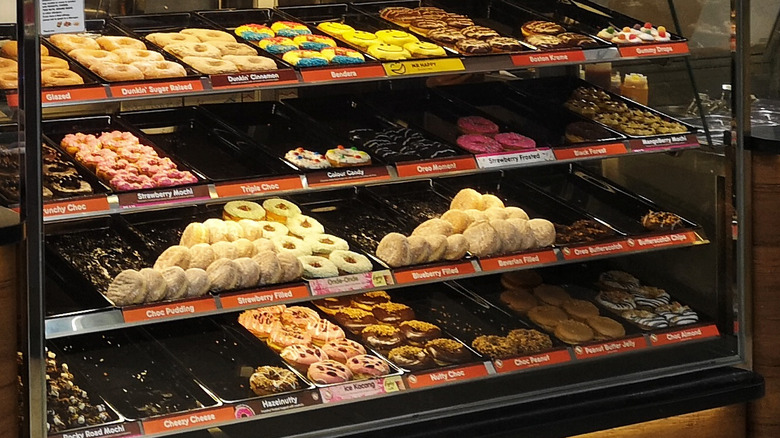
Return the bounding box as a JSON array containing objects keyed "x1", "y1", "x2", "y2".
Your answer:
[
  {"x1": 249, "y1": 366, "x2": 299, "y2": 396},
  {"x1": 111, "y1": 48, "x2": 164, "y2": 64},
  {"x1": 204, "y1": 40, "x2": 257, "y2": 56},
  {"x1": 404, "y1": 41, "x2": 446, "y2": 58},
  {"x1": 145, "y1": 32, "x2": 200, "y2": 47},
  {"x1": 309, "y1": 319, "x2": 346, "y2": 346},
  {"x1": 0, "y1": 71, "x2": 16, "y2": 89},
  {"x1": 280, "y1": 344, "x2": 329, "y2": 373},
  {"x1": 272, "y1": 235, "x2": 312, "y2": 258},
  {"x1": 316, "y1": 22, "x2": 355, "y2": 37},
  {"x1": 329, "y1": 250, "x2": 372, "y2": 274},
  {"x1": 341, "y1": 30, "x2": 379, "y2": 49},
  {"x1": 387, "y1": 345, "x2": 433, "y2": 370},
  {"x1": 96, "y1": 36, "x2": 146, "y2": 51},
  {"x1": 270, "y1": 21, "x2": 312, "y2": 38},
  {"x1": 321, "y1": 338, "x2": 366, "y2": 364},
  {"x1": 40, "y1": 56, "x2": 69, "y2": 70},
  {"x1": 292, "y1": 34, "x2": 336, "y2": 51},
  {"x1": 164, "y1": 42, "x2": 222, "y2": 59},
  {"x1": 347, "y1": 354, "x2": 390, "y2": 378},
  {"x1": 68, "y1": 49, "x2": 120, "y2": 67},
  {"x1": 0, "y1": 58, "x2": 16, "y2": 72},
  {"x1": 182, "y1": 56, "x2": 238, "y2": 74},
  {"x1": 308, "y1": 360, "x2": 353, "y2": 384},
  {"x1": 130, "y1": 60, "x2": 187, "y2": 79},
  {"x1": 376, "y1": 233, "x2": 411, "y2": 267},
  {"x1": 282, "y1": 49, "x2": 329, "y2": 67},
  {"x1": 90, "y1": 62, "x2": 144, "y2": 81},
  {"x1": 304, "y1": 233, "x2": 349, "y2": 255},
  {"x1": 287, "y1": 215, "x2": 324, "y2": 237},
  {"x1": 180, "y1": 28, "x2": 237, "y2": 43},
  {"x1": 299, "y1": 255, "x2": 339, "y2": 278},
  {"x1": 1, "y1": 41, "x2": 48, "y2": 59},
  {"x1": 41, "y1": 69, "x2": 83, "y2": 87},
  {"x1": 367, "y1": 43, "x2": 411, "y2": 60},
  {"x1": 221, "y1": 55, "x2": 276, "y2": 72},
  {"x1": 257, "y1": 221, "x2": 289, "y2": 239},
  {"x1": 262, "y1": 198, "x2": 301, "y2": 223},
  {"x1": 451, "y1": 188, "x2": 485, "y2": 210},
  {"x1": 49, "y1": 34, "x2": 100, "y2": 53},
  {"x1": 319, "y1": 47, "x2": 365, "y2": 65}
]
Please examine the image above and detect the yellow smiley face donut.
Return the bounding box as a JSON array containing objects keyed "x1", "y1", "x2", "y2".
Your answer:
[
  {"x1": 375, "y1": 29, "x2": 418, "y2": 46},
  {"x1": 316, "y1": 22, "x2": 355, "y2": 37},
  {"x1": 341, "y1": 30, "x2": 379, "y2": 49},
  {"x1": 367, "y1": 43, "x2": 411, "y2": 60},
  {"x1": 404, "y1": 41, "x2": 446, "y2": 58}
]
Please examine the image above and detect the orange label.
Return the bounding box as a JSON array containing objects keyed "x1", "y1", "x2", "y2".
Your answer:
[
  {"x1": 406, "y1": 363, "x2": 490, "y2": 389},
  {"x1": 142, "y1": 406, "x2": 234, "y2": 435},
  {"x1": 618, "y1": 42, "x2": 689, "y2": 58},
  {"x1": 493, "y1": 349, "x2": 571, "y2": 373},
  {"x1": 41, "y1": 86, "x2": 108, "y2": 106},
  {"x1": 627, "y1": 231, "x2": 699, "y2": 249},
  {"x1": 561, "y1": 239, "x2": 631, "y2": 260},
  {"x1": 393, "y1": 261, "x2": 476, "y2": 284},
  {"x1": 395, "y1": 156, "x2": 478, "y2": 178},
  {"x1": 210, "y1": 69, "x2": 299, "y2": 88},
  {"x1": 300, "y1": 65, "x2": 386, "y2": 83},
  {"x1": 648, "y1": 324, "x2": 720, "y2": 346},
  {"x1": 479, "y1": 250, "x2": 559, "y2": 271},
  {"x1": 5, "y1": 93, "x2": 18, "y2": 107},
  {"x1": 573, "y1": 336, "x2": 648, "y2": 359},
  {"x1": 511, "y1": 50, "x2": 586, "y2": 66},
  {"x1": 220, "y1": 284, "x2": 310, "y2": 309},
  {"x1": 123, "y1": 296, "x2": 217, "y2": 323},
  {"x1": 553, "y1": 143, "x2": 628, "y2": 160},
  {"x1": 42, "y1": 195, "x2": 110, "y2": 218},
  {"x1": 214, "y1": 175, "x2": 303, "y2": 198},
  {"x1": 306, "y1": 166, "x2": 392, "y2": 187},
  {"x1": 109, "y1": 79, "x2": 204, "y2": 98}
]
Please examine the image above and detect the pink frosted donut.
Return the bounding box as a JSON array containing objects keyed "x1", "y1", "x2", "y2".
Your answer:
[
  {"x1": 456, "y1": 134, "x2": 503, "y2": 153},
  {"x1": 309, "y1": 319, "x2": 345, "y2": 345},
  {"x1": 281, "y1": 306, "x2": 321, "y2": 329},
  {"x1": 60, "y1": 133, "x2": 100, "y2": 154},
  {"x1": 280, "y1": 344, "x2": 329, "y2": 372},
  {"x1": 98, "y1": 130, "x2": 140, "y2": 150},
  {"x1": 321, "y1": 338, "x2": 366, "y2": 363},
  {"x1": 238, "y1": 310, "x2": 279, "y2": 339},
  {"x1": 138, "y1": 156, "x2": 177, "y2": 176},
  {"x1": 78, "y1": 152, "x2": 112, "y2": 170},
  {"x1": 96, "y1": 148, "x2": 119, "y2": 161},
  {"x1": 346, "y1": 354, "x2": 390, "y2": 378},
  {"x1": 110, "y1": 173, "x2": 155, "y2": 191},
  {"x1": 152, "y1": 170, "x2": 198, "y2": 187},
  {"x1": 96, "y1": 159, "x2": 136, "y2": 181},
  {"x1": 457, "y1": 116, "x2": 499, "y2": 136},
  {"x1": 495, "y1": 132, "x2": 536, "y2": 150},
  {"x1": 118, "y1": 147, "x2": 143, "y2": 162},
  {"x1": 307, "y1": 359, "x2": 353, "y2": 384}
]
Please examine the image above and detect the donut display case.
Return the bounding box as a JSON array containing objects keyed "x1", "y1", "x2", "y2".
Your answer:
[{"x1": 12, "y1": 0, "x2": 765, "y2": 438}]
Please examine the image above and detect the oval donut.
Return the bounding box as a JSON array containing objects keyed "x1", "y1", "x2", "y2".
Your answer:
[
  {"x1": 130, "y1": 60, "x2": 187, "y2": 79},
  {"x1": 41, "y1": 68, "x2": 83, "y2": 87},
  {"x1": 0, "y1": 58, "x2": 17, "y2": 72},
  {"x1": 49, "y1": 34, "x2": 100, "y2": 53},
  {"x1": 96, "y1": 35, "x2": 146, "y2": 51},
  {"x1": 0, "y1": 71, "x2": 17, "y2": 89},
  {"x1": 89, "y1": 62, "x2": 145, "y2": 82},
  {"x1": 111, "y1": 48, "x2": 164, "y2": 64},
  {"x1": 40, "y1": 56, "x2": 69, "y2": 70},
  {"x1": 68, "y1": 49, "x2": 120, "y2": 67}
]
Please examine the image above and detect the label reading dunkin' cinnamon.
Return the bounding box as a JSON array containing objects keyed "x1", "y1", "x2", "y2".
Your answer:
[
  {"x1": 493, "y1": 349, "x2": 572, "y2": 373},
  {"x1": 475, "y1": 149, "x2": 555, "y2": 168},
  {"x1": 319, "y1": 376, "x2": 404, "y2": 404},
  {"x1": 573, "y1": 336, "x2": 648, "y2": 359},
  {"x1": 648, "y1": 324, "x2": 720, "y2": 346},
  {"x1": 214, "y1": 176, "x2": 304, "y2": 198},
  {"x1": 210, "y1": 69, "x2": 299, "y2": 88},
  {"x1": 405, "y1": 363, "x2": 490, "y2": 389},
  {"x1": 117, "y1": 184, "x2": 211, "y2": 209},
  {"x1": 219, "y1": 284, "x2": 310, "y2": 309}
]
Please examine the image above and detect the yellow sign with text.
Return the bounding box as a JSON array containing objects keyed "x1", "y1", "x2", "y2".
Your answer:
[{"x1": 383, "y1": 58, "x2": 465, "y2": 76}]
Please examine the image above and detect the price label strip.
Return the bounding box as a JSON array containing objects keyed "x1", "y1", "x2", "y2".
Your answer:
[
  {"x1": 219, "y1": 284, "x2": 310, "y2": 309},
  {"x1": 572, "y1": 336, "x2": 648, "y2": 359},
  {"x1": 628, "y1": 134, "x2": 700, "y2": 153},
  {"x1": 109, "y1": 79, "x2": 205, "y2": 98},
  {"x1": 142, "y1": 406, "x2": 235, "y2": 435},
  {"x1": 122, "y1": 296, "x2": 218, "y2": 323},
  {"x1": 492, "y1": 349, "x2": 572, "y2": 374},
  {"x1": 48, "y1": 421, "x2": 142, "y2": 438},
  {"x1": 511, "y1": 50, "x2": 586, "y2": 67},
  {"x1": 309, "y1": 270, "x2": 393, "y2": 296},
  {"x1": 319, "y1": 376, "x2": 405, "y2": 404},
  {"x1": 618, "y1": 42, "x2": 689, "y2": 58},
  {"x1": 42, "y1": 195, "x2": 110, "y2": 219},
  {"x1": 235, "y1": 390, "x2": 322, "y2": 416},
  {"x1": 214, "y1": 175, "x2": 304, "y2": 198},
  {"x1": 306, "y1": 166, "x2": 392, "y2": 188},
  {"x1": 648, "y1": 324, "x2": 720, "y2": 347},
  {"x1": 117, "y1": 184, "x2": 211, "y2": 209},
  {"x1": 395, "y1": 156, "x2": 478, "y2": 178},
  {"x1": 560, "y1": 231, "x2": 703, "y2": 261},
  {"x1": 405, "y1": 363, "x2": 491, "y2": 389},
  {"x1": 10, "y1": 86, "x2": 109, "y2": 107},
  {"x1": 301, "y1": 65, "x2": 386, "y2": 83},
  {"x1": 475, "y1": 148, "x2": 555, "y2": 169},
  {"x1": 210, "y1": 69, "x2": 299, "y2": 88},
  {"x1": 479, "y1": 249, "x2": 559, "y2": 272},
  {"x1": 553, "y1": 143, "x2": 628, "y2": 161},
  {"x1": 383, "y1": 58, "x2": 465, "y2": 76},
  {"x1": 393, "y1": 261, "x2": 477, "y2": 285}
]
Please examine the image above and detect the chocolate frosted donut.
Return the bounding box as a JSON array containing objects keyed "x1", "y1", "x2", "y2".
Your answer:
[
  {"x1": 461, "y1": 26, "x2": 500, "y2": 40},
  {"x1": 388, "y1": 345, "x2": 433, "y2": 370},
  {"x1": 455, "y1": 38, "x2": 491, "y2": 54},
  {"x1": 361, "y1": 324, "x2": 403, "y2": 351},
  {"x1": 372, "y1": 302, "x2": 415, "y2": 325},
  {"x1": 424, "y1": 338, "x2": 471, "y2": 365},
  {"x1": 399, "y1": 320, "x2": 442, "y2": 346},
  {"x1": 334, "y1": 307, "x2": 378, "y2": 334}
]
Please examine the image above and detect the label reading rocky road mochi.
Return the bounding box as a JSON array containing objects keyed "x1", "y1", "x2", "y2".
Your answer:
[{"x1": 49, "y1": 421, "x2": 142, "y2": 438}]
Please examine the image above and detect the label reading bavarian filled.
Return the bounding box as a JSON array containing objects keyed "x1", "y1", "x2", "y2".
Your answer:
[
  {"x1": 395, "y1": 156, "x2": 477, "y2": 178},
  {"x1": 475, "y1": 148, "x2": 555, "y2": 169},
  {"x1": 109, "y1": 79, "x2": 204, "y2": 98},
  {"x1": 43, "y1": 195, "x2": 110, "y2": 218},
  {"x1": 309, "y1": 270, "x2": 393, "y2": 296},
  {"x1": 479, "y1": 249, "x2": 559, "y2": 272},
  {"x1": 628, "y1": 134, "x2": 699, "y2": 152},
  {"x1": 117, "y1": 184, "x2": 211, "y2": 209},
  {"x1": 49, "y1": 421, "x2": 142, "y2": 438},
  {"x1": 628, "y1": 231, "x2": 700, "y2": 250},
  {"x1": 405, "y1": 363, "x2": 490, "y2": 389},
  {"x1": 648, "y1": 324, "x2": 720, "y2": 346},
  {"x1": 210, "y1": 69, "x2": 298, "y2": 88},
  {"x1": 553, "y1": 143, "x2": 628, "y2": 160},
  {"x1": 618, "y1": 42, "x2": 689, "y2": 58},
  {"x1": 573, "y1": 336, "x2": 648, "y2": 359},
  {"x1": 306, "y1": 166, "x2": 391, "y2": 187},
  {"x1": 561, "y1": 239, "x2": 631, "y2": 260},
  {"x1": 300, "y1": 65, "x2": 386, "y2": 83},
  {"x1": 320, "y1": 376, "x2": 405, "y2": 404},
  {"x1": 511, "y1": 50, "x2": 586, "y2": 66},
  {"x1": 492, "y1": 349, "x2": 571, "y2": 373},
  {"x1": 142, "y1": 407, "x2": 234, "y2": 435},
  {"x1": 122, "y1": 296, "x2": 217, "y2": 323},
  {"x1": 214, "y1": 175, "x2": 303, "y2": 198},
  {"x1": 219, "y1": 284, "x2": 310, "y2": 309},
  {"x1": 384, "y1": 58, "x2": 465, "y2": 76},
  {"x1": 393, "y1": 261, "x2": 477, "y2": 284}
]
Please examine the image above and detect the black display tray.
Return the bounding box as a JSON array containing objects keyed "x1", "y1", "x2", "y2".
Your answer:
[
  {"x1": 50, "y1": 328, "x2": 221, "y2": 420},
  {"x1": 120, "y1": 204, "x2": 209, "y2": 258},
  {"x1": 513, "y1": 165, "x2": 699, "y2": 236},
  {"x1": 200, "y1": 100, "x2": 382, "y2": 172},
  {"x1": 363, "y1": 179, "x2": 452, "y2": 224},
  {"x1": 434, "y1": 81, "x2": 626, "y2": 146},
  {"x1": 282, "y1": 95, "x2": 469, "y2": 163},
  {"x1": 117, "y1": 106, "x2": 292, "y2": 182},
  {"x1": 46, "y1": 19, "x2": 201, "y2": 83},
  {"x1": 508, "y1": 76, "x2": 698, "y2": 139},
  {"x1": 145, "y1": 316, "x2": 313, "y2": 403},
  {"x1": 41, "y1": 114, "x2": 205, "y2": 192},
  {"x1": 45, "y1": 254, "x2": 114, "y2": 317}
]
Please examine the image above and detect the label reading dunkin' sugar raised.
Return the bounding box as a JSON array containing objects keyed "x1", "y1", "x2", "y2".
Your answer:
[{"x1": 109, "y1": 80, "x2": 204, "y2": 98}]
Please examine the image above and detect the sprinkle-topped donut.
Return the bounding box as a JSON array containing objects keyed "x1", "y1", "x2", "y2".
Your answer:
[
  {"x1": 271, "y1": 21, "x2": 312, "y2": 37},
  {"x1": 284, "y1": 147, "x2": 330, "y2": 169},
  {"x1": 257, "y1": 36, "x2": 298, "y2": 54},
  {"x1": 320, "y1": 47, "x2": 365, "y2": 65},
  {"x1": 235, "y1": 23, "x2": 275, "y2": 41},
  {"x1": 282, "y1": 49, "x2": 329, "y2": 67},
  {"x1": 293, "y1": 34, "x2": 336, "y2": 51}
]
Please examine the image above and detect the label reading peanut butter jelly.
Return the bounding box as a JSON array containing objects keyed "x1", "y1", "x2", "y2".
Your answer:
[{"x1": 573, "y1": 336, "x2": 647, "y2": 359}]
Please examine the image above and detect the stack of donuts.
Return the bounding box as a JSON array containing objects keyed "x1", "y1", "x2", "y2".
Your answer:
[
  {"x1": 456, "y1": 115, "x2": 536, "y2": 154},
  {"x1": 146, "y1": 27, "x2": 277, "y2": 74},
  {"x1": 49, "y1": 33, "x2": 187, "y2": 81},
  {"x1": 235, "y1": 21, "x2": 366, "y2": 67},
  {"x1": 316, "y1": 22, "x2": 446, "y2": 61},
  {"x1": 375, "y1": 188, "x2": 556, "y2": 267},
  {"x1": 0, "y1": 39, "x2": 83, "y2": 89},
  {"x1": 59, "y1": 130, "x2": 197, "y2": 191},
  {"x1": 239, "y1": 304, "x2": 391, "y2": 384}
]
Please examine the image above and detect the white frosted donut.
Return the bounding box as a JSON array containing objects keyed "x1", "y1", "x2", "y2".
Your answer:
[
  {"x1": 238, "y1": 219, "x2": 264, "y2": 240},
  {"x1": 299, "y1": 255, "x2": 339, "y2": 278},
  {"x1": 257, "y1": 221, "x2": 289, "y2": 239},
  {"x1": 304, "y1": 233, "x2": 349, "y2": 255},
  {"x1": 272, "y1": 235, "x2": 312, "y2": 258},
  {"x1": 262, "y1": 198, "x2": 301, "y2": 223},
  {"x1": 287, "y1": 215, "x2": 325, "y2": 237},
  {"x1": 203, "y1": 218, "x2": 228, "y2": 243},
  {"x1": 224, "y1": 220, "x2": 245, "y2": 241},
  {"x1": 329, "y1": 250, "x2": 372, "y2": 274}
]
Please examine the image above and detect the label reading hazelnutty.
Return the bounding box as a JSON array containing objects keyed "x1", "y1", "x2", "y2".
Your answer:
[
  {"x1": 238, "y1": 389, "x2": 322, "y2": 416},
  {"x1": 309, "y1": 270, "x2": 393, "y2": 296},
  {"x1": 492, "y1": 349, "x2": 572, "y2": 373}
]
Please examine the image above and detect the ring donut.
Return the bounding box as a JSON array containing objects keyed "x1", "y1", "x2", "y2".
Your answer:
[
  {"x1": 130, "y1": 60, "x2": 187, "y2": 79},
  {"x1": 221, "y1": 55, "x2": 277, "y2": 72},
  {"x1": 256, "y1": 37, "x2": 298, "y2": 55},
  {"x1": 303, "y1": 233, "x2": 349, "y2": 255},
  {"x1": 316, "y1": 22, "x2": 355, "y2": 37},
  {"x1": 292, "y1": 34, "x2": 336, "y2": 51},
  {"x1": 262, "y1": 198, "x2": 301, "y2": 223},
  {"x1": 111, "y1": 48, "x2": 164, "y2": 64},
  {"x1": 40, "y1": 56, "x2": 69, "y2": 70},
  {"x1": 270, "y1": 21, "x2": 312, "y2": 38},
  {"x1": 257, "y1": 221, "x2": 289, "y2": 239},
  {"x1": 287, "y1": 214, "x2": 325, "y2": 237},
  {"x1": 299, "y1": 255, "x2": 339, "y2": 278},
  {"x1": 181, "y1": 56, "x2": 238, "y2": 74},
  {"x1": 204, "y1": 40, "x2": 257, "y2": 56},
  {"x1": 271, "y1": 235, "x2": 312, "y2": 258},
  {"x1": 376, "y1": 29, "x2": 418, "y2": 46},
  {"x1": 223, "y1": 200, "x2": 266, "y2": 221},
  {"x1": 89, "y1": 62, "x2": 144, "y2": 81},
  {"x1": 0, "y1": 71, "x2": 16, "y2": 89},
  {"x1": 96, "y1": 36, "x2": 146, "y2": 51},
  {"x1": 1, "y1": 40, "x2": 48, "y2": 59},
  {"x1": 329, "y1": 250, "x2": 372, "y2": 274},
  {"x1": 41, "y1": 69, "x2": 83, "y2": 87},
  {"x1": 249, "y1": 366, "x2": 299, "y2": 396},
  {"x1": 367, "y1": 43, "x2": 411, "y2": 61},
  {"x1": 319, "y1": 47, "x2": 365, "y2": 65},
  {"x1": 146, "y1": 32, "x2": 200, "y2": 47},
  {"x1": 180, "y1": 28, "x2": 237, "y2": 43},
  {"x1": 281, "y1": 49, "x2": 329, "y2": 67},
  {"x1": 68, "y1": 49, "x2": 120, "y2": 67},
  {"x1": 49, "y1": 34, "x2": 100, "y2": 53},
  {"x1": 164, "y1": 42, "x2": 222, "y2": 59},
  {"x1": 0, "y1": 58, "x2": 16, "y2": 72}
]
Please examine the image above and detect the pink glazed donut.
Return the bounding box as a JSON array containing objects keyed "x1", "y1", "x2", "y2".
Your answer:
[
  {"x1": 307, "y1": 359, "x2": 353, "y2": 384},
  {"x1": 456, "y1": 134, "x2": 503, "y2": 153},
  {"x1": 457, "y1": 116, "x2": 499, "y2": 136},
  {"x1": 495, "y1": 132, "x2": 536, "y2": 150}
]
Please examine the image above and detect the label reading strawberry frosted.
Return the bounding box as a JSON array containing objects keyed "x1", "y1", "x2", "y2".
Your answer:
[{"x1": 475, "y1": 149, "x2": 555, "y2": 168}]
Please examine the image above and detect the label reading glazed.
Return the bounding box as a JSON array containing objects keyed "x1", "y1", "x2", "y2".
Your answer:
[
  {"x1": 300, "y1": 65, "x2": 386, "y2": 83},
  {"x1": 511, "y1": 50, "x2": 586, "y2": 66},
  {"x1": 383, "y1": 58, "x2": 465, "y2": 76},
  {"x1": 475, "y1": 149, "x2": 555, "y2": 168},
  {"x1": 393, "y1": 261, "x2": 476, "y2": 284},
  {"x1": 479, "y1": 250, "x2": 559, "y2": 271},
  {"x1": 109, "y1": 80, "x2": 204, "y2": 98},
  {"x1": 573, "y1": 336, "x2": 648, "y2": 359},
  {"x1": 122, "y1": 297, "x2": 217, "y2": 323},
  {"x1": 142, "y1": 407, "x2": 234, "y2": 435},
  {"x1": 220, "y1": 284, "x2": 310, "y2": 309},
  {"x1": 649, "y1": 324, "x2": 720, "y2": 346},
  {"x1": 309, "y1": 270, "x2": 393, "y2": 296},
  {"x1": 395, "y1": 157, "x2": 478, "y2": 178},
  {"x1": 117, "y1": 184, "x2": 211, "y2": 209},
  {"x1": 306, "y1": 166, "x2": 391, "y2": 187},
  {"x1": 43, "y1": 196, "x2": 110, "y2": 218},
  {"x1": 618, "y1": 42, "x2": 689, "y2": 58},
  {"x1": 319, "y1": 376, "x2": 404, "y2": 404},
  {"x1": 493, "y1": 349, "x2": 571, "y2": 373},
  {"x1": 405, "y1": 363, "x2": 490, "y2": 389},
  {"x1": 214, "y1": 176, "x2": 303, "y2": 198},
  {"x1": 25, "y1": 87, "x2": 109, "y2": 107}
]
